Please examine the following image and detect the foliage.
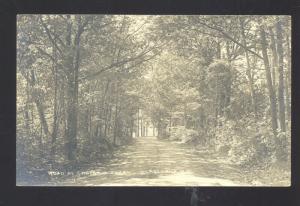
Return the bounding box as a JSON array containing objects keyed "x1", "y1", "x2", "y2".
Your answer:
[{"x1": 169, "y1": 126, "x2": 199, "y2": 144}]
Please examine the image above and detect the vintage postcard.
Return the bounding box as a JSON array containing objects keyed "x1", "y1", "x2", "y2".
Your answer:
[{"x1": 16, "y1": 15, "x2": 291, "y2": 186}]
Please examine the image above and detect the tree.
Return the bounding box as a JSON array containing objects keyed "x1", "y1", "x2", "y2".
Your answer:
[
  {"x1": 239, "y1": 17, "x2": 258, "y2": 118},
  {"x1": 275, "y1": 17, "x2": 286, "y2": 133},
  {"x1": 258, "y1": 19, "x2": 278, "y2": 136}
]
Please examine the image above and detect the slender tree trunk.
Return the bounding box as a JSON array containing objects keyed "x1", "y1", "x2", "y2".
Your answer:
[
  {"x1": 269, "y1": 27, "x2": 278, "y2": 88},
  {"x1": 276, "y1": 17, "x2": 286, "y2": 133},
  {"x1": 104, "y1": 106, "x2": 108, "y2": 138},
  {"x1": 137, "y1": 108, "x2": 139, "y2": 137},
  {"x1": 90, "y1": 105, "x2": 94, "y2": 140},
  {"x1": 60, "y1": 81, "x2": 67, "y2": 153},
  {"x1": 239, "y1": 18, "x2": 257, "y2": 118},
  {"x1": 50, "y1": 57, "x2": 59, "y2": 161},
  {"x1": 214, "y1": 89, "x2": 219, "y2": 127},
  {"x1": 130, "y1": 115, "x2": 134, "y2": 137},
  {"x1": 259, "y1": 23, "x2": 278, "y2": 136},
  {"x1": 113, "y1": 82, "x2": 119, "y2": 145},
  {"x1": 224, "y1": 75, "x2": 231, "y2": 118},
  {"x1": 108, "y1": 105, "x2": 113, "y2": 136},
  {"x1": 141, "y1": 113, "x2": 143, "y2": 137},
  {"x1": 100, "y1": 79, "x2": 111, "y2": 136},
  {"x1": 226, "y1": 41, "x2": 231, "y2": 62},
  {"x1": 285, "y1": 29, "x2": 291, "y2": 120},
  {"x1": 24, "y1": 81, "x2": 31, "y2": 134},
  {"x1": 184, "y1": 102, "x2": 187, "y2": 128},
  {"x1": 24, "y1": 69, "x2": 50, "y2": 138},
  {"x1": 34, "y1": 93, "x2": 50, "y2": 137},
  {"x1": 104, "y1": 94, "x2": 111, "y2": 138},
  {"x1": 217, "y1": 41, "x2": 221, "y2": 59},
  {"x1": 285, "y1": 71, "x2": 290, "y2": 120},
  {"x1": 39, "y1": 121, "x2": 44, "y2": 158},
  {"x1": 169, "y1": 112, "x2": 172, "y2": 134},
  {"x1": 23, "y1": 108, "x2": 30, "y2": 132}
]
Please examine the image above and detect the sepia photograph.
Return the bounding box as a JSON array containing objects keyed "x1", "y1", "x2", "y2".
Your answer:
[{"x1": 16, "y1": 15, "x2": 291, "y2": 186}]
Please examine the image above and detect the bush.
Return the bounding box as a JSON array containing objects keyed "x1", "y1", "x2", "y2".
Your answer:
[
  {"x1": 169, "y1": 126, "x2": 199, "y2": 144},
  {"x1": 213, "y1": 116, "x2": 277, "y2": 168}
]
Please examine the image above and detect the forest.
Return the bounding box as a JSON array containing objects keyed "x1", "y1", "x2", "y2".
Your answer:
[{"x1": 17, "y1": 15, "x2": 291, "y2": 186}]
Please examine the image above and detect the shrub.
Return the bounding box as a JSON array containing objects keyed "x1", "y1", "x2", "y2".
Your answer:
[
  {"x1": 213, "y1": 116, "x2": 277, "y2": 168},
  {"x1": 169, "y1": 126, "x2": 199, "y2": 144}
]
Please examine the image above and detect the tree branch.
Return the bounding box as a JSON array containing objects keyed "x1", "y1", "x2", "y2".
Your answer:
[
  {"x1": 80, "y1": 44, "x2": 161, "y2": 82},
  {"x1": 34, "y1": 46, "x2": 63, "y2": 69},
  {"x1": 39, "y1": 16, "x2": 63, "y2": 55},
  {"x1": 197, "y1": 20, "x2": 264, "y2": 60}
]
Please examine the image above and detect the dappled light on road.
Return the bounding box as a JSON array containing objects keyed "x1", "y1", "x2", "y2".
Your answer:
[{"x1": 60, "y1": 136, "x2": 244, "y2": 186}]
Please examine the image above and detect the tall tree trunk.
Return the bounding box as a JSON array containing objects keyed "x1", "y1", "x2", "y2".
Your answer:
[
  {"x1": 108, "y1": 105, "x2": 113, "y2": 136},
  {"x1": 65, "y1": 15, "x2": 80, "y2": 163},
  {"x1": 141, "y1": 112, "x2": 143, "y2": 136},
  {"x1": 269, "y1": 27, "x2": 278, "y2": 88},
  {"x1": 24, "y1": 69, "x2": 50, "y2": 138},
  {"x1": 50, "y1": 50, "x2": 59, "y2": 161},
  {"x1": 33, "y1": 90, "x2": 50, "y2": 138},
  {"x1": 137, "y1": 108, "x2": 139, "y2": 137},
  {"x1": 24, "y1": 81, "x2": 31, "y2": 134},
  {"x1": 100, "y1": 79, "x2": 111, "y2": 137},
  {"x1": 285, "y1": 72, "x2": 290, "y2": 120},
  {"x1": 65, "y1": 15, "x2": 74, "y2": 162},
  {"x1": 276, "y1": 17, "x2": 286, "y2": 133},
  {"x1": 60, "y1": 81, "x2": 67, "y2": 153},
  {"x1": 130, "y1": 115, "x2": 134, "y2": 138},
  {"x1": 64, "y1": 16, "x2": 87, "y2": 163},
  {"x1": 239, "y1": 18, "x2": 257, "y2": 119},
  {"x1": 184, "y1": 102, "x2": 187, "y2": 128},
  {"x1": 285, "y1": 30, "x2": 291, "y2": 120},
  {"x1": 226, "y1": 41, "x2": 231, "y2": 62},
  {"x1": 217, "y1": 41, "x2": 221, "y2": 59},
  {"x1": 169, "y1": 111, "x2": 172, "y2": 134},
  {"x1": 104, "y1": 105, "x2": 108, "y2": 138},
  {"x1": 113, "y1": 82, "x2": 119, "y2": 145},
  {"x1": 259, "y1": 23, "x2": 278, "y2": 136},
  {"x1": 66, "y1": 75, "x2": 77, "y2": 162}
]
